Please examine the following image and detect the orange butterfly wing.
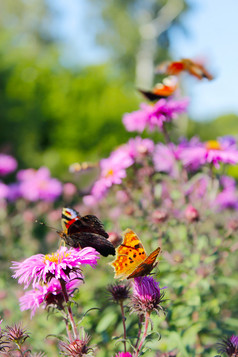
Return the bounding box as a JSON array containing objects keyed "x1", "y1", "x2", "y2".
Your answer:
[
  {"x1": 127, "y1": 247, "x2": 161, "y2": 279},
  {"x1": 110, "y1": 229, "x2": 160, "y2": 280}
]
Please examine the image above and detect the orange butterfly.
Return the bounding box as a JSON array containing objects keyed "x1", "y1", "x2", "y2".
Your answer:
[
  {"x1": 156, "y1": 58, "x2": 213, "y2": 80},
  {"x1": 138, "y1": 76, "x2": 178, "y2": 102},
  {"x1": 110, "y1": 229, "x2": 160, "y2": 280}
]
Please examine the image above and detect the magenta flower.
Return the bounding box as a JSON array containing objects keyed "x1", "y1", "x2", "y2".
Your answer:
[
  {"x1": 180, "y1": 136, "x2": 238, "y2": 169},
  {"x1": 213, "y1": 176, "x2": 238, "y2": 211},
  {"x1": 12, "y1": 246, "x2": 99, "y2": 289},
  {"x1": 123, "y1": 98, "x2": 188, "y2": 133},
  {"x1": 115, "y1": 353, "x2": 132, "y2": 357},
  {"x1": 0, "y1": 154, "x2": 17, "y2": 176},
  {"x1": 123, "y1": 137, "x2": 154, "y2": 160},
  {"x1": 16, "y1": 167, "x2": 62, "y2": 201},
  {"x1": 19, "y1": 275, "x2": 83, "y2": 318},
  {"x1": 0, "y1": 182, "x2": 9, "y2": 199},
  {"x1": 131, "y1": 276, "x2": 165, "y2": 315},
  {"x1": 100, "y1": 149, "x2": 133, "y2": 187},
  {"x1": 153, "y1": 143, "x2": 179, "y2": 177},
  {"x1": 84, "y1": 146, "x2": 134, "y2": 204},
  {"x1": 217, "y1": 334, "x2": 238, "y2": 356}
]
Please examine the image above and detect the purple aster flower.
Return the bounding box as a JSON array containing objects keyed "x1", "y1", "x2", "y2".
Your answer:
[
  {"x1": 100, "y1": 149, "x2": 133, "y2": 187},
  {"x1": 214, "y1": 187, "x2": 238, "y2": 211},
  {"x1": 84, "y1": 146, "x2": 134, "y2": 204},
  {"x1": 0, "y1": 154, "x2": 17, "y2": 176},
  {"x1": 123, "y1": 137, "x2": 154, "y2": 160},
  {"x1": 130, "y1": 276, "x2": 165, "y2": 315},
  {"x1": 213, "y1": 175, "x2": 238, "y2": 211},
  {"x1": 7, "y1": 183, "x2": 21, "y2": 201},
  {"x1": 0, "y1": 182, "x2": 9, "y2": 199},
  {"x1": 153, "y1": 143, "x2": 179, "y2": 177},
  {"x1": 19, "y1": 275, "x2": 83, "y2": 318},
  {"x1": 16, "y1": 167, "x2": 62, "y2": 201},
  {"x1": 217, "y1": 334, "x2": 238, "y2": 356},
  {"x1": 180, "y1": 137, "x2": 238, "y2": 169},
  {"x1": 123, "y1": 98, "x2": 188, "y2": 133},
  {"x1": 12, "y1": 246, "x2": 99, "y2": 289}
]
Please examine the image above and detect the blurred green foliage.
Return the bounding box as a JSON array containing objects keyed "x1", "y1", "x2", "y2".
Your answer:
[{"x1": 0, "y1": 0, "x2": 191, "y2": 176}]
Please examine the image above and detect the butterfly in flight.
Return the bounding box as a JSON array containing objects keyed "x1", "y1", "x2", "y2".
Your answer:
[
  {"x1": 156, "y1": 58, "x2": 213, "y2": 80},
  {"x1": 138, "y1": 76, "x2": 178, "y2": 102},
  {"x1": 110, "y1": 229, "x2": 160, "y2": 280},
  {"x1": 58, "y1": 207, "x2": 115, "y2": 257}
]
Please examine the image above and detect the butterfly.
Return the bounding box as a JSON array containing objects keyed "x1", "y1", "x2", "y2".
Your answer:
[
  {"x1": 138, "y1": 76, "x2": 178, "y2": 102},
  {"x1": 69, "y1": 162, "x2": 98, "y2": 174},
  {"x1": 156, "y1": 58, "x2": 213, "y2": 80},
  {"x1": 58, "y1": 207, "x2": 116, "y2": 257},
  {"x1": 110, "y1": 228, "x2": 160, "y2": 280}
]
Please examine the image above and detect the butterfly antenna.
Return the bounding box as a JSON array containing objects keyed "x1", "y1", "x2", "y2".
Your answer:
[{"x1": 35, "y1": 220, "x2": 60, "y2": 233}]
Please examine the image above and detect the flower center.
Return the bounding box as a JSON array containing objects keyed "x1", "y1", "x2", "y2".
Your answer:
[
  {"x1": 105, "y1": 168, "x2": 114, "y2": 177},
  {"x1": 44, "y1": 252, "x2": 69, "y2": 264},
  {"x1": 205, "y1": 140, "x2": 222, "y2": 151}
]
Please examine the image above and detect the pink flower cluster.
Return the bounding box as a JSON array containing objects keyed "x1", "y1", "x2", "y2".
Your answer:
[
  {"x1": 123, "y1": 97, "x2": 188, "y2": 133},
  {"x1": 8, "y1": 167, "x2": 62, "y2": 201},
  {"x1": 12, "y1": 246, "x2": 100, "y2": 317},
  {"x1": 0, "y1": 154, "x2": 17, "y2": 176},
  {"x1": 19, "y1": 276, "x2": 82, "y2": 318},
  {"x1": 180, "y1": 136, "x2": 238, "y2": 169},
  {"x1": 84, "y1": 137, "x2": 154, "y2": 205},
  {"x1": 12, "y1": 246, "x2": 99, "y2": 288}
]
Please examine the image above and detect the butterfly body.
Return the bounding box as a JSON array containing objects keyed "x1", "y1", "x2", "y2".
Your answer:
[
  {"x1": 156, "y1": 58, "x2": 213, "y2": 80},
  {"x1": 138, "y1": 76, "x2": 178, "y2": 102},
  {"x1": 110, "y1": 229, "x2": 160, "y2": 280},
  {"x1": 60, "y1": 207, "x2": 115, "y2": 257}
]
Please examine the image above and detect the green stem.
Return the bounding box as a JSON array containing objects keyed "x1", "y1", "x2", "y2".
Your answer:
[
  {"x1": 133, "y1": 311, "x2": 150, "y2": 357},
  {"x1": 60, "y1": 279, "x2": 78, "y2": 340},
  {"x1": 119, "y1": 301, "x2": 127, "y2": 353}
]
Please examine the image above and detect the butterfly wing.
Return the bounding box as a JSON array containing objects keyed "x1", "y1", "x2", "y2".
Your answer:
[
  {"x1": 126, "y1": 247, "x2": 161, "y2": 279},
  {"x1": 67, "y1": 215, "x2": 108, "y2": 238},
  {"x1": 62, "y1": 232, "x2": 115, "y2": 257},
  {"x1": 138, "y1": 89, "x2": 167, "y2": 101},
  {"x1": 110, "y1": 229, "x2": 147, "y2": 280}
]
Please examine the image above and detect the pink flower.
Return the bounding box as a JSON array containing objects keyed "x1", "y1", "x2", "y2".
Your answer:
[
  {"x1": 123, "y1": 137, "x2": 154, "y2": 160},
  {"x1": 131, "y1": 276, "x2": 165, "y2": 314},
  {"x1": 115, "y1": 353, "x2": 132, "y2": 357},
  {"x1": 213, "y1": 176, "x2": 238, "y2": 211},
  {"x1": 84, "y1": 146, "x2": 134, "y2": 204},
  {"x1": 0, "y1": 154, "x2": 17, "y2": 176},
  {"x1": 123, "y1": 98, "x2": 188, "y2": 133},
  {"x1": 180, "y1": 136, "x2": 238, "y2": 169},
  {"x1": 19, "y1": 275, "x2": 83, "y2": 318},
  {"x1": 153, "y1": 143, "x2": 179, "y2": 177},
  {"x1": 12, "y1": 246, "x2": 99, "y2": 289},
  {"x1": 16, "y1": 167, "x2": 62, "y2": 201},
  {"x1": 0, "y1": 182, "x2": 9, "y2": 199}
]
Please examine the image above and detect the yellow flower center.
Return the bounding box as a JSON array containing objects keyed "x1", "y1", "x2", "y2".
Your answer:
[
  {"x1": 105, "y1": 168, "x2": 114, "y2": 177},
  {"x1": 205, "y1": 140, "x2": 222, "y2": 151},
  {"x1": 44, "y1": 252, "x2": 69, "y2": 264}
]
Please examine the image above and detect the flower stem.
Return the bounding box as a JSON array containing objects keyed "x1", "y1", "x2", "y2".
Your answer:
[
  {"x1": 162, "y1": 123, "x2": 171, "y2": 144},
  {"x1": 119, "y1": 301, "x2": 127, "y2": 353},
  {"x1": 60, "y1": 279, "x2": 78, "y2": 340},
  {"x1": 133, "y1": 312, "x2": 150, "y2": 357}
]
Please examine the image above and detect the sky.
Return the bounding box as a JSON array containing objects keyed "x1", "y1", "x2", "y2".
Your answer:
[{"x1": 52, "y1": 0, "x2": 238, "y2": 121}]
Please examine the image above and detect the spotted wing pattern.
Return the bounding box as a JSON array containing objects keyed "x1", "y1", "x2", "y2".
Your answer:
[{"x1": 110, "y1": 229, "x2": 160, "y2": 280}]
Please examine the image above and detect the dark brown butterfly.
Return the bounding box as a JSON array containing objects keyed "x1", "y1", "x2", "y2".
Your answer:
[
  {"x1": 59, "y1": 207, "x2": 115, "y2": 257},
  {"x1": 138, "y1": 76, "x2": 178, "y2": 102},
  {"x1": 156, "y1": 58, "x2": 213, "y2": 80}
]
